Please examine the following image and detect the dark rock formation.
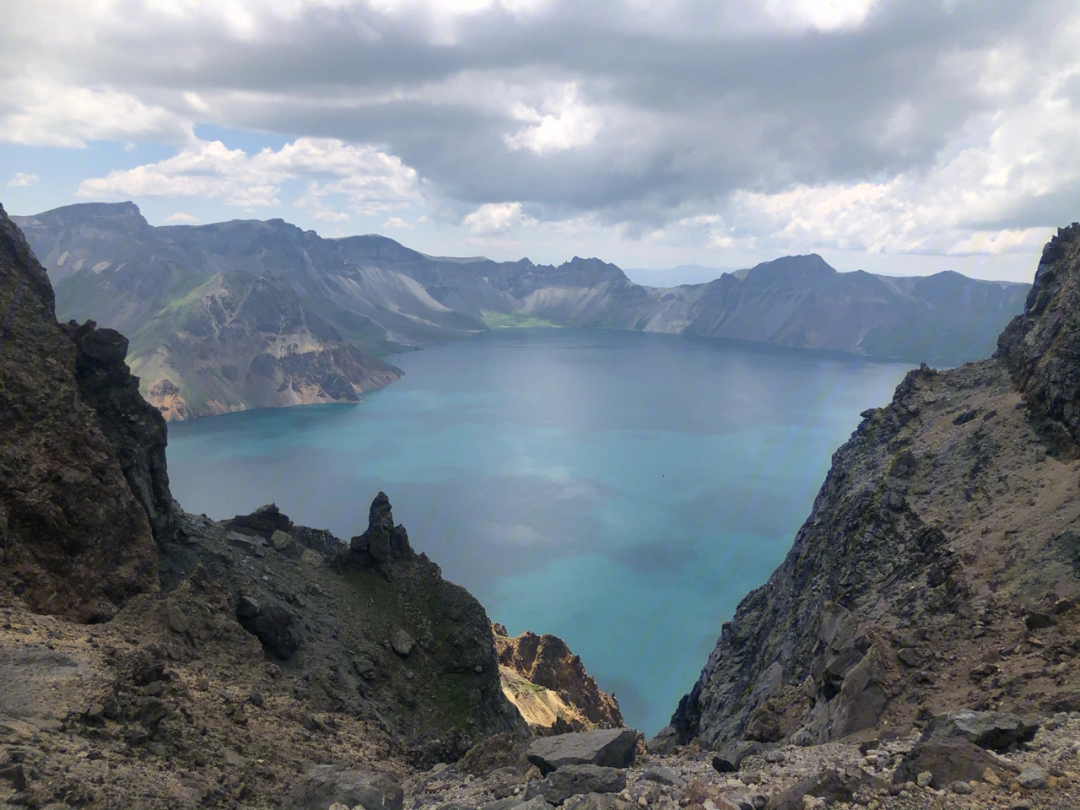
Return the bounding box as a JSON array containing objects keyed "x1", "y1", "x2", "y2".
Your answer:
[
  {"x1": 671, "y1": 223, "x2": 1080, "y2": 750},
  {"x1": 922, "y1": 711, "x2": 1039, "y2": 753},
  {"x1": 997, "y1": 222, "x2": 1080, "y2": 450},
  {"x1": 765, "y1": 766, "x2": 888, "y2": 810},
  {"x1": 891, "y1": 739, "x2": 1017, "y2": 788},
  {"x1": 224, "y1": 502, "x2": 293, "y2": 540},
  {"x1": 0, "y1": 203, "x2": 158, "y2": 621},
  {"x1": 167, "y1": 494, "x2": 529, "y2": 764},
  {"x1": 349, "y1": 491, "x2": 416, "y2": 567},
  {"x1": 526, "y1": 729, "x2": 638, "y2": 774},
  {"x1": 59, "y1": 319, "x2": 178, "y2": 544},
  {"x1": 528, "y1": 764, "x2": 626, "y2": 805},
  {"x1": 711, "y1": 741, "x2": 765, "y2": 774}
]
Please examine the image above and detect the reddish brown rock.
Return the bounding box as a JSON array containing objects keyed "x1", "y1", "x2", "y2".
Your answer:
[{"x1": 494, "y1": 624, "x2": 623, "y2": 731}]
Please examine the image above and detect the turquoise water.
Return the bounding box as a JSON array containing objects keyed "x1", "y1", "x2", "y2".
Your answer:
[{"x1": 166, "y1": 328, "x2": 910, "y2": 735}]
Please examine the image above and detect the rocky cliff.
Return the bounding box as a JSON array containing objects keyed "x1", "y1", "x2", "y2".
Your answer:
[
  {"x1": 15, "y1": 203, "x2": 1027, "y2": 374},
  {"x1": 0, "y1": 203, "x2": 160, "y2": 622},
  {"x1": 14, "y1": 204, "x2": 401, "y2": 420},
  {"x1": 493, "y1": 625, "x2": 624, "y2": 733},
  {"x1": 128, "y1": 272, "x2": 401, "y2": 420},
  {"x1": 671, "y1": 222, "x2": 1080, "y2": 750}
]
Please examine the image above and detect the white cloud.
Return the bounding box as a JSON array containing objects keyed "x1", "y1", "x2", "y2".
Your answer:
[
  {"x1": 724, "y1": 59, "x2": 1080, "y2": 257},
  {"x1": 312, "y1": 210, "x2": 349, "y2": 222},
  {"x1": 463, "y1": 201, "x2": 534, "y2": 234},
  {"x1": 6, "y1": 172, "x2": 39, "y2": 187},
  {"x1": 77, "y1": 137, "x2": 420, "y2": 210},
  {"x1": 504, "y1": 84, "x2": 603, "y2": 155},
  {"x1": 165, "y1": 212, "x2": 198, "y2": 223},
  {"x1": 0, "y1": 79, "x2": 193, "y2": 148},
  {"x1": 182, "y1": 91, "x2": 211, "y2": 113},
  {"x1": 762, "y1": 0, "x2": 879, "y2": 33},
  {"x1": 383, "y1": 216, "x2": 413, "y2": 228}
]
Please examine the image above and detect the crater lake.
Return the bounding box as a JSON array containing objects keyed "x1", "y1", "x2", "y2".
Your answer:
[{"x1": 166, "y1": 328, "x2": 912, "y2": 734}]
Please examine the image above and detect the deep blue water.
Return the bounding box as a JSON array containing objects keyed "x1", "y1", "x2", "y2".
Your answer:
[{"x1": 166, "y1": 328, "x2": 910, "y2": 735}]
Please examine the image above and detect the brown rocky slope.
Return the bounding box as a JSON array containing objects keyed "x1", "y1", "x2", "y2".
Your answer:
[
  {"x1": 494, "y1": 625, "x2": 624, "y2": 733},
  {"x1": 671, "y1": 222, "x2": 1080, "y2": 751},
  {"x1": 0, "y1": 203, "x2": 161, "y2": 622}
]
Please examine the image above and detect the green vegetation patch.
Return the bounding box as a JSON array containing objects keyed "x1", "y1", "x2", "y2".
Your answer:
[{"x1": 481, "y1": 311, "x2": 562, "y2": 329}]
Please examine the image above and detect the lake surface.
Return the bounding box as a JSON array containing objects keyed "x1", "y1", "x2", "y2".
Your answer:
[{"x1": 167, "y1": 328, "x2": 911, "y2": 735}]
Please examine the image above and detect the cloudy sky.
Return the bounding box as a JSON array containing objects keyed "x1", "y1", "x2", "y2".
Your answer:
[{"x1": 2, "y1": 0, "x2": 1078, "y2": 283}]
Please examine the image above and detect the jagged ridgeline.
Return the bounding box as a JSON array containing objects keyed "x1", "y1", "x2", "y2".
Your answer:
[
  {"x1": 13, "y1": 202, "x2": 1028, "y2": 419},
  {"x1": 672, "y1": 222, "x2": 1080, "y2": 750},
  {"x1": 0, "y1": 203, "x2": 628, "y2": 790}
]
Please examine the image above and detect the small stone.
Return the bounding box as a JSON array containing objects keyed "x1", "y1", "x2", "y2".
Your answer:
[
  {"x1": 764, "y1": 750, "x2": 786, "y2": 764},
  {"x1": 916, "y1": 771, "x2": 933, "y2": 787},
  {"x1": 127, "y1": 725, "x2": 149, "y2": 746},
  {"x1": 642, "y1": 766, "x2": 686, "y2": 788},
  {"x1": 1016, "y1": 766, "x2": 1048, "y2": 789},
  {"x1": 144, "y1": 681, "x2": 165, "y2": 697},
  {"x1": 391, "y1": 630, "x2": 414, "y2": 656},
  {"x1": 950, "y1": 781, "x2": 974, "y2": 795},
  {"x1": 224, "y1": 749, "x2": 245, "y2": 767},
  {"x1": 1025, "y1": 612, "x2": 1054, "y2": 630},
  {"x1": 271, "y1": 530, "x2": 294, "y2": 551},
  {"x1": 84, "y1": 703, "x2": 105, "y2": 720},
  {"x1": 329, "y1": 805, "x2": 349, "y2": 810},
  {"x1": 983, "y1": 768, "x2": 1001, "y2": 786},
  {"x1": 249, "y1": 690, "x2": 264, "y2": 707}
]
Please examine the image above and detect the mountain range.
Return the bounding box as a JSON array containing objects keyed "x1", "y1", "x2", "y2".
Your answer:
[{"x1": 13, "y1": 202, "x2": 1030, "y2": 418}]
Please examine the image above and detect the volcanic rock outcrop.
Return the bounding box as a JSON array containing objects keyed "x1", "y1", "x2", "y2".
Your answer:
[
  {"x1": 672, "y1": 222, "x2": 1080, "y2": 750},
  {"x1": 494, "y1": 625, "x2": 624, "y2": 732},
  {"x1": 0, "y1": 203, "x2": 160, "y2": 622}
]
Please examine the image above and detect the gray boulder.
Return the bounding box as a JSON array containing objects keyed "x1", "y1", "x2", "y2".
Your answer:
[
  {"x1": 892, "y1": 740, "x2": 1017, "y2": 789},
  {"x1": 284, "y1": 764, "x2": 402, "y2": 810},
  {"x1": 529, "y1": 765, "x2": 626, "y2": 805},
  {"x1": 642, "y1": 765, "x2": 685, "y2": 788},
  {"x1": 645, "y1": 726, "x2": 678, "y2": 756},
  {"x1": 923, "y1": 711, "x2": 1039, "y2": 752},
  {"x1": 712, "y1": 741, "x2": 765, "y2": 773},
  {"x1": 766, "y1": 767, "x2": 887, "y2": 810},
  {"x1": 526, "y1": 729, "x2": 638, "y2": 774}
]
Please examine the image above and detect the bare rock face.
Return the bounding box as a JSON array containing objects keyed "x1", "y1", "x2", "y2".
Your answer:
[
  {"x1": 526, "y1": 728, "x2": 638, "y2": 774},
  {"x1": 59, "y1": 319, "x2": 178, "y2": 545},
  {"x1": 0, "y1": 203, "x2": 158, "y2": 621},
  {"x1": 349, "y1": 491, "x2": 416, "y2": 567},
  {"x1": 671, "y1": 222, "x2": 1080, "y2": 749},
  {"x1": 997, "y1": 222, "x2": 1080, "y2": 451},
  {"x1": 494, "y1": 625, "x2": 623, "y2": 732}
]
